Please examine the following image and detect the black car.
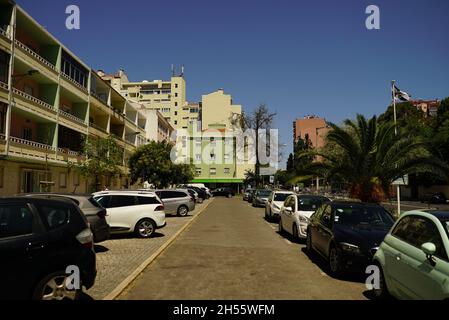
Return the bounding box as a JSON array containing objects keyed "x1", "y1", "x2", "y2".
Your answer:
[
  {"x1": 0, "y1": 197, "x2": 97, "y2": 300},
  {"x1": 243, "y1": 189, "x2": 254, "y2": 201},
  {"x1": 187, "y1": 186, "x2": 208, "y2": 202},
  {"x1": 211, "y1": 187, "x2": 235, "y2": 198},
  {"x1": 423, "y1": 192, "x2": 447, "y2": 204},
  {"x1": 20, "y1": 193, "x2": 110, "y2": 243},
  {"x1": 247, "y1": 189, "x2": 257, "y2": 203},
  {"x1": 306, "y1": 201, "x2": 395, "y2": 276}
]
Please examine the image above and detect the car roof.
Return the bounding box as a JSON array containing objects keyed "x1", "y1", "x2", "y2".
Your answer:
[
  {"x1": 0, "y1": 196, "x2": 76, "y2": 205},
  {"x1": 328, "y1": 201, "x2": 380, "y2": 207},
  {"x1": 93, "y1": 190, "x2": 156, "y2": 196},
  {"x1": 407, "y1": 210, "x2": 449, "y2": 221},
  {"x1": 19, "y1": 193, "x2": 93, "y2": 200},
  {"x1": 273, "y1": 190, "x2": 295, "y2": 194}
]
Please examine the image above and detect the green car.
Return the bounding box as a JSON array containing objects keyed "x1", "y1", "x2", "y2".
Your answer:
[{"x1": 373, "y1": 210, "x2": 449, "y2": 300}]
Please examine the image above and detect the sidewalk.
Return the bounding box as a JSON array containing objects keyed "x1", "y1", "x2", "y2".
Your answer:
[{"x1": 86, "y1": 200, "x2": 211, "y2": 300}]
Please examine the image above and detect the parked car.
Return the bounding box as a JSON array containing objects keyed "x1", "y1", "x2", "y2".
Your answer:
[
  {"x1": 278, "y1": 194, "x2": 330, "y2": 239},
  {"x1": 247, "y1": 189, "x2": 257, "y2": 203},
  {"x1": 265, "y1": 190, "x2": 295, "y2": 221},
  {"x1": 93, "y1": 191, "x2": 166, "y2": 238},
  {"x1": 252, "y1": 189, "x2": 272, "y2": 207},
  {"x1": 20, "y1": 193, "x2": 110, "y2": 243},
  {"x1": 187, "y1": 183, "x2": 212, "y2": 198},
  {"x1": 306, "y1": 201, "x2": 395, "y2": 276},
  {"x1": 373, "y1": 210, "x2": 449, "y2": 300},
  {"x1": 154, "y1": 189, "x2": 195, "y2": 216},
  {"x1": 243, "y1": 189, "x2": 255, "y2": 202},
  {"x1": 422, "y1": 193, "x2": 448, "y2": 205},
  {"x1": 211, "y1": 187, "x2": 235, "y2": 198},
  {"x1": 0, "y1": 197, "x2": 96, "y2": 300},
  {"x1": 185, "y1": 186, "x2": 208, "y2": 202},
  {"x1": 186, "y1": 188, "x2": 202, "y2": 204}
]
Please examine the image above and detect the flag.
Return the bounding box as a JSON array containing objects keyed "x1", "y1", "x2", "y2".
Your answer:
[{"x1": 393, "y1": 85, "x2": 411, "y2": 102}]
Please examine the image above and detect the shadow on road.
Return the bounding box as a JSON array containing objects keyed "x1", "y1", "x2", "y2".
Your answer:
[
  {"x1": 300, "y1": 247, "x2": 367, "y2": 284},
  {"x1": 94, "y1": 245, "x2": 109, "y2": 253},
  {"x1": 109, "y1": 232, "x2": 166, "y2": 240}
]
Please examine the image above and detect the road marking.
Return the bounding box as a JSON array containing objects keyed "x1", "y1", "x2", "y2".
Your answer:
[
  {"x1": 284, "y1": 238, "x2": 293, "y2": 245},
  {"x1": 102, "y1": 199, "x2": 214, "y2": 300}
]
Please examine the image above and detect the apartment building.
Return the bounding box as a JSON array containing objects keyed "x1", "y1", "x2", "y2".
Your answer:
[
  {"x1": 100, "y1": 68, "x2": 201, "y2": 130},
  {"x1": 180, "y1": 89, "x2": 253, "y2": 191},
  {"x1": 293, "y1": 115, "x2": 329, "y2": 149},
  {"x1": 0, "y1": 1, "x2": 147, "y2": 195}
]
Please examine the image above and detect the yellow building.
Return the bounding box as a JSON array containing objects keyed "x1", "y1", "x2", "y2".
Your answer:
[
  {"x1": 100, "y1": 68, "x2": 200, "y2": 130},
  {"x1": 0, "y1": 1, "x2": 147, "y2": 195},
  {"x1": 201, "y1": 89, "x2": 242, "y2": 130}
]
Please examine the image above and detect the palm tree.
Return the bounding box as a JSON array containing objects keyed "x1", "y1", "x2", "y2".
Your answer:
[{"x1": 302, "y1": 115, "x2": 448, "y2": 203}]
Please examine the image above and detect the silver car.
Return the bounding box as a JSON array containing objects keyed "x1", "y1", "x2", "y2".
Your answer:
[{"x1": 155, "y1": 189, "x2": 195, "y2": 217}]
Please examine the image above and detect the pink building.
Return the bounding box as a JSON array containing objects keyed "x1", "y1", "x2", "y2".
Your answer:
[{"x1": 293, "y1": 115, "x2": 329, "y2": 149}]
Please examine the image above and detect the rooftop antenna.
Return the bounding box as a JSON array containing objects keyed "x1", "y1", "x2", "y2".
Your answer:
[
  {"x1": 171, "y1": 64, "x2": 175, "y2": 77},
  {"x1": 181, "y1": 65, "x2": 185, "y2": 77}
]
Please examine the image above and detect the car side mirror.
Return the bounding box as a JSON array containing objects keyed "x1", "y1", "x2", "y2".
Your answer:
[{"x1": 421, "y1": 242, "x2": 437, "y2": 266}]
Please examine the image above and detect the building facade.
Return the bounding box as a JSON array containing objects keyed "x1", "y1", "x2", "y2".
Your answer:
[
  {"x1": 0, "y1": 1, "x2": 147, "y2": 195},
  {"x1": 293, "y1": 115, "x2": 329, "y2": 149},
  {"x1": 100, "y1": 68, "x2": 201, "y2": 130}
]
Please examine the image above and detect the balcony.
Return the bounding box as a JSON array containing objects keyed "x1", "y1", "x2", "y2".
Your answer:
[
  {"x1": 58, "y1": 108, "x2": 85, "y2": 125},
  {"x1": 89, "y1": 122, "x2": 109, "y2": 138},
  {"x1": 57, "y1": 147, "x2": 84, "y2": 164},
  {"x1": 0, "y1": 80, "x2": 8, "y2": 92},
  {"x1": 14, "y1": 39, "x2": 57, "y2": 72},
  {"x1": 57, "y1": 109, "x2": 88, "y2": 134},
  {"x1": 12, "y1": 87, "x2": 57, "y2": 121},
  {"x1": 8, "y1": 136, "x2": 57, "y2": 161},
  {"x1": 60, "y1": 72, "x2": 89, "y2": 96}
]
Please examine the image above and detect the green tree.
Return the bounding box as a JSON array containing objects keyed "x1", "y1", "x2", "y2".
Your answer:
[
  {"x1": 76, "y1": 135, "x2": 123, "y2": 192},
  {"x1": 128, "y1": 140, "x2": 194, "y2": 188},
  {"x1": 304, "y1": 115, "x2": 448, "y2": 203}
]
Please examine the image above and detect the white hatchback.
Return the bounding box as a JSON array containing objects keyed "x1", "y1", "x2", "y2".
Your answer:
[
  {"x1": 279, "y1": 194, "x2": 330, "y2": 240},
  {"x1": 265, "y1": 190, "x2": 295, "y2": 221},
  {"x1": 93, "y1": 191, "x2": 166, "y2": 238}
]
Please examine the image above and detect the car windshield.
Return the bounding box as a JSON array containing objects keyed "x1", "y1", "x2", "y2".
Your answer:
[
  {"x1": 297, "y1": 197, "x2": 327, "y2": 211},
  {"x1": 274, "y1": 193, "x2": 292, "y2": 202},
  {"x1": 257, "y1": 190, "x2": 271, "y2": 197},
  {"x1": 334, "y1": 205, "x2": 394, "y2": 227}
]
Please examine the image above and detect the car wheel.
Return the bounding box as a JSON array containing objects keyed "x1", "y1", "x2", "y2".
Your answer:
[
  {"x1": 278, "y1": 219, "x2": 284, "y2": 234},
  {"x1": 135, "y1": 218, "x2": 156, "y2": 238},
  {"x1": 306, "y1": 229, "x2": 314, "y2": 253},
  {"x1": 33, "y1": 271, "x2": 80, "y2": 300},
  {"x1": 292, "y1": 224, "x2": 299, "y2": 242},
  {"x1": 227, "y1": 193, "x2": 232, "y2": 198},
  {"x1": 373, "y1": 263, "x2": 390, "y2": 300},
  {"x1": 329, "y1": 245, "x2": 343, "y2": 276},
  {"x1": 177, "y1": 205, "x2": 189, "y2": 217}
]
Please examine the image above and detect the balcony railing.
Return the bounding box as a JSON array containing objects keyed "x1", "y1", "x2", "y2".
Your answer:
[
  {"x1": 89, "y1": 122, "x2": 109, "y2": 134},
  {"x1": 58, "y1": 109, "x2": 86, "y2": 125},
  {"x1": 13, "y1": 87, "x2": 55, "y2": 112},
  {"x1": 15, "y1": 39, "x2": 57, "y2": 72},
  {"x1": 90, "y1": 91, "x2": 108, "y2": 105},
  {"x1": 61, "y1": 72, "x2": 88, "y2": 93},
  {"x1": 10, "y1": 136, "x2": 55, "y2": 151},
  {"x1": 0, "y1": 80, "x2": 8, "y2": 91},
  {"x1": 58, "y1": 148, "x2": 80, "y2": 157},
  {"x1": 0, "y1": 27, "x2": 8, "y2": 39}
]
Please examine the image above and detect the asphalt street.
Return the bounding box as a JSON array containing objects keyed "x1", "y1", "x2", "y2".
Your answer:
[{"x1": 120, "y1": 197, "x2": 368, "y2": 300}]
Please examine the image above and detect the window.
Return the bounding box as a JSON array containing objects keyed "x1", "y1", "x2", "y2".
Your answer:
[
  {"x1": 0, "y1": 205, "x2": 34, "y2": 239},
  {"x1": 195, "y1": 154, "x2": 201, "y2": 161},
  {"x1": 175, "y1": 84, "x2": 179, "y2": 89},
  {"x1": 0, "y1": 167, "x2": 3, "y2": 188},
  {"x1": 137, "y1": 196, "x2": 161, "y2": 205},
  {"x1": 0, "y1": 50, "x2": 9, "y2": 83},
  {"x1": 175, "y1": 93, "x2": 178, "y2": 97},
  {"x1": 196, "y1": 168, "x2": 202, "y2": 175},
  {"x1": 321, "y1": 205, "x2": 332, "y2": 228},
  {"x1": 224, "y1": 168, "x2": 230, "y2": 174},
  {"x1": 94, "y1": 196, "x2": 110, "y2": 208},
  {"x1": 393, "y1": 215, "x2": 448, "y2": 260},
  {"x1": 108, "y1": 195, "x2": 137, "y2": 208},
  {"x1": 210, "y1": 154, "x2": 216, "y2": 161},
  {"x1": 175, "y1": 111, "x2": 178, "y2": 116},
  {"x1": 175, "y1": 102, "x2": 178, "y2": 107},
  {"x1": 174, "y1": 121, "x2": 178, "y2": 125},
  {"x1": 73, "y1": 172, "x2": 80, "y2": 186},
  {"x1": 59, "y1": 172, "x2": 67, "y2": 188},
  {"x1": 36, "y1": 205, "x2": 70, "y2": 230},
  {"x1": 23, "y1": 85, "x2": 34, "y2": 97},
  {"x1": 157, "y1": 191, "x2": 187, "y2": 199},
  {"x1": 210, "y1": 168, "x2": 217, "y2": 176},
  {"x1": 22, "y1": 128, "x2": 32, "y2": 141}
]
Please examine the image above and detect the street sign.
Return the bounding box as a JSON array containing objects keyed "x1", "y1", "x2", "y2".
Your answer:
[{"x1": 392, "y1": 175, "x2": 409, "y2": 186}]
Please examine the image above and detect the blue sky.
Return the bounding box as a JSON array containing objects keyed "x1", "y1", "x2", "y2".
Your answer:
[{"x1": 16, "y1": 0, "x2": 449, "y2": 164}]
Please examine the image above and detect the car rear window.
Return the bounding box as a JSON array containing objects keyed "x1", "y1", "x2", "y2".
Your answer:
[
  {"x1": 274, "y1": 193, "x2": 291, "y2": 202},
  {"x1": 258, "y1": 190, "x2": 271, "y2": 197},
  {"x1": 137, "y1": 196, "x2": 161, "y2": 205},
  {"x1": 88, "y1": 197, "x2": 102, "y2": 208},
  {"x1": 35, "y1": 204, "x2": 70, "y2": 230},
  {"x1": 297, "y1": 197, "x2": 328, "y2": 211},
  {"x1": 334, "y1": 205, "x2": 394, "y2": 227},
  {"x1": 0, "y1": 205, "x2": 34, "y2": 239}
]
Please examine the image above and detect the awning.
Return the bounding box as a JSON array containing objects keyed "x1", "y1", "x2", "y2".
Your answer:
[{"x1": 190, "y1": 179, "x2": 244, "y2": 184}]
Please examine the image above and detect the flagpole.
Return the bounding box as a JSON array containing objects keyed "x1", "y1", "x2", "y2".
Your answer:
[{"x1": 392, "y1": 80, "x2": 401, "y2": 216}]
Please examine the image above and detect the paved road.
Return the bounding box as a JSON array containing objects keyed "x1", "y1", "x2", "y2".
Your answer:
[
  {"x1": 85, "y1": 200, "x2": 210, "y2": 300},
  {"x1": 120, "y1": 197, "x2": 368, "y2": 300}
]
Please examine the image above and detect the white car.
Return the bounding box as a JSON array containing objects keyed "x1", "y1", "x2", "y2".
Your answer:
[
  {"x1": 278, "y1": 194, "x2": 330, "y2": 240},
  {"x1": 265, "y1": 190, "x2": 295, "y2": 221},
  {"x1": 93, "y1": 191, "x2": 166, "y2": 238}
]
